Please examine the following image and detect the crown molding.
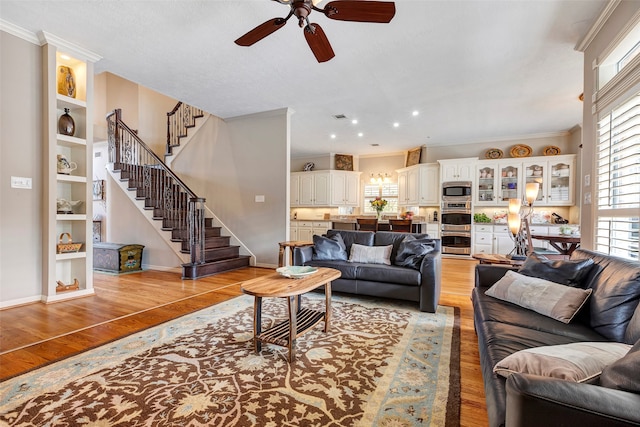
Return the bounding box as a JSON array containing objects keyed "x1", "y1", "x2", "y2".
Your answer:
[
  {"x1": 426, "y1": 131, "x2": 570, "y2": 147},
  {"x1": 575, "y1": 0, "x2": 621, "y2": 52},
  {"x1": 0, "y1": 19, "x2": 40, "y2": 45},
  {"x1": 38, "y1": 31, "x2": 101, "y2": 62}
]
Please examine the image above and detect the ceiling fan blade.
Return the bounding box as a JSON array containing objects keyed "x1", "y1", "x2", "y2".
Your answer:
[
  {"x1": 235, "y1": 18, "x2": 287, "y2": 46},
  {"x1": 304, "y1": 23, "x2": 335, "y2": 63},
  {"x1": 323, "y1": 1, "x2": 396, "y2": 23}
]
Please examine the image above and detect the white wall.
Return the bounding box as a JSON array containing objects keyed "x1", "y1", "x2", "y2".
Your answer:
[
  {"x1": 171, "y1": 109, "x2": 291, "y2": 267},
  {"x1": 0, "y1": 31, "x2": 44, "y2": 304}
]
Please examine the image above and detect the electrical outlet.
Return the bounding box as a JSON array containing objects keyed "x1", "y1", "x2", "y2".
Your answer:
[
  {"x1": 11, "y1": 176, "x2": 32, "y2": 189},
  {"x1": 584, "y1": 192, "x2": 592, "y2": 205}
]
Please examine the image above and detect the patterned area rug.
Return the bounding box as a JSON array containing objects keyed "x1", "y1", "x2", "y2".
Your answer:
[{"x1": 0, "y1": 294, "x2": 460, "y2": 426}]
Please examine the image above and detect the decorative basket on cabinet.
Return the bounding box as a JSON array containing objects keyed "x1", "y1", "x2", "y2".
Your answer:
[{"x1": 56, "y1": 232, "x2": 83, "y2": 253}]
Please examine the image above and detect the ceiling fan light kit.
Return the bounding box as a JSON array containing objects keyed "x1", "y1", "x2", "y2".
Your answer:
[{"x1": 235, "y1": 0, "x2": 396, "y2": 63}]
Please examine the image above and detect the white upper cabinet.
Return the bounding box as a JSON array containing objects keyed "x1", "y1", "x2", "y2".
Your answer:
[
  {"x1": 474, "y1": 154, "x2": 576, "y2": 206},
  {"x1": 522, "y1": 155, "x2": 575, "y2": 206},
  {"x1": 439, "y1": 158, "x2": 476, "y2": 182},
  {"x1": 419, "y1": 163, "x2": 440, "y2": 205},
  {"x1": 291, "y1": 171, "x2": 360, "y2": 207},
  {"x1": 397, "y1": 163, "x2": 439, "y2": 207},
  {"x1": 331, "y1": 171, "x2": 360, "y2": 206}
]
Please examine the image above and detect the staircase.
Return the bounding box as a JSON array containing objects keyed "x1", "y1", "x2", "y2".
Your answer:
[
  {"x1": 107, "y1": 108, "x2": 251, "y2": 279},
  {"x1": 166, "y1": 102, "x2": 204, "y2": 157}
]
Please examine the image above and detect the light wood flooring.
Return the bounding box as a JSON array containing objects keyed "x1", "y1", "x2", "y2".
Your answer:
[{"x1": 0, "y1": 258, "x2": 487, "y2": 426}]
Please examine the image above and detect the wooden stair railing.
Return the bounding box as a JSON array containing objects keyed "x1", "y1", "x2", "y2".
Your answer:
[
  {"x1": 107, "y1": 108, "x2": 206, "y2": 266},
  {"x1": 166, "y1": 102, "x2": 204, "y2": 156}
]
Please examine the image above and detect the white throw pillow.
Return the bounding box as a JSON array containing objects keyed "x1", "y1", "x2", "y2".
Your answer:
[
  {"x1": 494, "y1": 342, "x2": 632, "y2": 382},
  {"x1": 348, "y1": 244, "x2": 392, "y2": 265},
  {"x1": 485, "y1": 270, "x2": 592, "y2": 323}
]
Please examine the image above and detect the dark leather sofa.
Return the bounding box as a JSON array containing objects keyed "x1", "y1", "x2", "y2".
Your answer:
[
  {"x1": 472, "y1": 248, "x2": 640, "y2": 427},
  {"x1": 292, "y1": 229, "x2": 442, "y2": 312}
]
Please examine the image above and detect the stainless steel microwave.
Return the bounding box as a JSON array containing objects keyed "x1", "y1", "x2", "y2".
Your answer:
[{"x1": 442, "y1": 181, "x2": 472, "y2": 198}]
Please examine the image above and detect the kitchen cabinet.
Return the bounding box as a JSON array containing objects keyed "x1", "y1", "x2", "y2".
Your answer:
[
  {"x1": 397, "y1": 166, "x2": 420, "y2": 205},
  {"x1": 475, "y1": 161, "x2": 522, "y2": 206},
  {"x1": 438, "y1": 158, "x2": 476, "y2": 182},
  {"x1": 291, "y1": 171, "x2": 359, "y2": 207},
  {"x1": 293, "y1": 221, "x2": 331, "y2": 241},
  {"x1": 396, "y1": 163, "x2": 439, "y2": 206},
  {"x1": 330, "y1": 171, "x2": 361, "y2": 206},
  {"x1": 474, "y1": 155, "x2": 576, "y2": 207},
  {"x1": 522, "y1": 155, "x2": 575, "y2": 206},
  {"x1": 426, "y1": 223, "x2": 440, "y2": 239},
  {"x1": 472, "y1": 224, "x2": 514, "y2": 255},
  {"x1": 42, "y1": 37, "x2": 100, "y2": 302},
  {"x1": 419, "y1": 164, "x2": 440, "y2": 205},
  {"x1": 295, "y1": 171, "x2": 330, "y2": 206}
]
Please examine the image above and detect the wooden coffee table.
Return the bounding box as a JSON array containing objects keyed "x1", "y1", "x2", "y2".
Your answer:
[
  {"x1": 241, "y1": 267, "x2": 341, "y2": 362},
  {"x1": 472, "y1": 253, "x2": 525, "y2": 267}
]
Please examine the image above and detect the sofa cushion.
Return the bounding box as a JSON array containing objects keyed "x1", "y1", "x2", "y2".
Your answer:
[
  {"x1": 571, "y1": 249, "x2": 640, "y2": 343},
  {"x1": 518, "y1": 253, "x2": 595, "y2": 287},
  {"x1": 303, "y1": 260, "x2": 359, "y2": 280},
  {"x1": 485, "y1": 271, "x2": 592, "y2": 324},
  {"x1": 600, "y1": 339, "x2": 640, "y2": 393},
  {"x1": 326, "y1": 229, "x2": 374, "y2": 253},
  {"x1": 394, "y1": 235, "x2": 436, "y2": 270},
  {"x1": 357, "y1": 264, "x2": 421, "y2": 286},
  {"x1": 472, "y1": 288, "x2": 606, "y2": 342},
  {"x1": 494, "y1": 342, "x2": 631, "y2": 383},
  {"x1": 374, "y1": 231, "x2": 430, "y2": 261},
  {"x1": 312, "y1": 233, "x2": 347, "y2": 261},
  {"x1": 348, "y1": 243, "x2": 392, "y2": 265}
]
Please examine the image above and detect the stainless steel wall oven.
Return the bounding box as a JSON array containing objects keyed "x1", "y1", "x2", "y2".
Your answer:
[{"x1": 441, "y1": 182, "x2": 472, "y2": 255}]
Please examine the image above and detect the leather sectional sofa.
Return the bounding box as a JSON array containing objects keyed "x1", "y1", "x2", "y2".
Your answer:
[
  {"x1": 473, "y1": 248, "x2": 640, "y2": 427},
  {"x1": 292, "y1": 229, "x2": 442, "y2": 312}
]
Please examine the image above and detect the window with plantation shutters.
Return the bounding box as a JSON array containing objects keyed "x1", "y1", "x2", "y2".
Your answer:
[
  {"x1": 363, "y1": 183, "x2": 398, "y2": 214},
  {"x1": 596, "y1": 92, "x2": 640, "y2": 260}
]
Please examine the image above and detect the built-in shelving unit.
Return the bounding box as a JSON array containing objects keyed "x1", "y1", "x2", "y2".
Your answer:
[{"x1": 41, "y1": 32, "x2": 100, "y2": 302}]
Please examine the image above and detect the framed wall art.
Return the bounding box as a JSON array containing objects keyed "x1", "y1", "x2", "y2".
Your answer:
[
  {"x1": 405, "y1": 147, "x2": 422, "y2": 167},
  {"x1": 335, "y1": 154, "x2": 354, "y2": 171}
]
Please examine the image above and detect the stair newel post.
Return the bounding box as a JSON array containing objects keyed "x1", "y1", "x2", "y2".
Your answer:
[{"x1": 189, "y1": 197, "x2": 206, "y2": 265}]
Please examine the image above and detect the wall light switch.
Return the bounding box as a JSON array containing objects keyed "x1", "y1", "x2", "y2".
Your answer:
[
  {"x1": 584, "y1": 174, "x2": 590, "y2": 187},
  {"x1": 255, "y1": 195, "x2": 265, "y2": 203},
  {"x1": 11, "y1": 176, "x2": 32, "y2": 189}
]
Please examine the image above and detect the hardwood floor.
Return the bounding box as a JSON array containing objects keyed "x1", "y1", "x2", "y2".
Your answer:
[{"x1": 0, "y1": 258, "x2": 487, "y2": 426}]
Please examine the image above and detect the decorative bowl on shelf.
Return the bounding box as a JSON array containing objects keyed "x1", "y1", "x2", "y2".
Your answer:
[{"x1": 276, "y1": 266, "x2": 318, "y2": 279}]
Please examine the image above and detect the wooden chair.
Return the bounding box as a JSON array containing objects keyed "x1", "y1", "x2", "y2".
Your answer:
[
  {"x1": 389, "y1": 219, "x2": 412, "y2": 232},
  {"x1": 357, "y1": 218, "x2": 378, "y2": 231}
]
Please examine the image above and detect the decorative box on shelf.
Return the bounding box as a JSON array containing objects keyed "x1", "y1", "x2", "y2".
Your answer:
[{"x1": 93, "y1": 242, "x2": 144, "y2": 273}]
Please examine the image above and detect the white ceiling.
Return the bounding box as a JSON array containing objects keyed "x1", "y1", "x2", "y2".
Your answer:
[{"x1": 0, "y1": 0, "x2": 606, "y2": 157}]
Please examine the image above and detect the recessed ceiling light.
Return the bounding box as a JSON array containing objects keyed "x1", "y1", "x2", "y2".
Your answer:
[
  {"x1": 393, "y1": 122, "x2": 400, "y2": 128},
  {"x1": 352, "y1": 119, "x2": 358, "y2": 125},
  {"x1": 330, "y1": 134, "x2": 336, "y2": 139},
  {"x1": 412, "y1": 110, "x2": 419, "y2": 117},
  {"x1": 358, "y1": 132, "x2": 363, "y2": 137}
]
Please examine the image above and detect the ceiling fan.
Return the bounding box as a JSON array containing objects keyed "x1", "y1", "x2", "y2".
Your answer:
[{"x1": 235, "y1": 0, "x2": 396, "y2": 63}]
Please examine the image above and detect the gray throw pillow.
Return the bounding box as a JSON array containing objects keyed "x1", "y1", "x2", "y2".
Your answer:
[
  {"x1": 600, "y1": 339, "x2": 640, "y2": 393},
  {"x1": 394, "y1": 235, "x2": 436, "y2": 270},
  {"x1": 485, "y1": 270, "x2": 592, "y2": 324},
  {"x1": 312, "y1": 233, "x2": 347, "y2": 261},
  {"x1": 518, "y1": 253, "x2": 595, "y2": 287}
]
